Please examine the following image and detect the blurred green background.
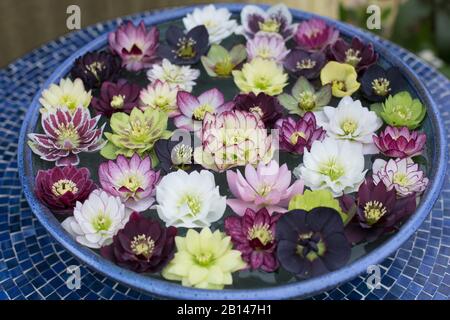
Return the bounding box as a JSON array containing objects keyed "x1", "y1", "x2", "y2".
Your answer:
[{"x1": 0, "y1": 0, "x2": 449, "y2": 77}]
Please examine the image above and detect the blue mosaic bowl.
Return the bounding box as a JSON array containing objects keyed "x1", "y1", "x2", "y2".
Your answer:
[{"x1": 18, "y1": 4, "x2": 448, "y2": 299}]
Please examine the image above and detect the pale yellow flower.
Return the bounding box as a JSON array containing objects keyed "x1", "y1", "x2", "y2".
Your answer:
[{"x1": 320, "y1": 61, "x2": 360, "y2": 97}]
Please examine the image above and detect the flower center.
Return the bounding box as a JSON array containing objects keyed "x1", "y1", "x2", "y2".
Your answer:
[
  {"x1": 130, "y1": 120, "x2": 151, "y2": 139},
  {"x1": 180, "y1": 194, "x2": 202, "y2": 216},
  {"x1": 257, "y1": 184, "x2": 272, "y2": 197},
  {"x1": 341, "y1": 119, "x2": 358, "y2": 135},
  {"x1": 92, "y1": 214, "x2": 112, "y2": 232},
  {"x1": 297, "y1": 91, "x2": 316, "y2": 111},
  {"x1": 86, "y1": 61, "x2": 105, "y2": 79},
  {"x1": 214, "y1": 57, "x2": 234, "y2": 76},
  {"x1": 56, "y1": 123, "x2": 80, "y2": 149},
  {"x1": 290, "y1": 131, "x2": 306, "y2": 145},
  {"x1": 171, "y1": 144, "x2": 193, "y2": 165},
  {"x1": 393, "y1": 173, "x2": 410, "y2": 186},
  {"x1": 249, "y1": 106, "x2": 264, "y2": 117},
  {"x1": 193, "y1": 104, "x2": 214, "y2": 120},
  {"x1": 344, "y1": 49, "x2": 362, "y2": 67},
  {"x1": 319, "y1": 158, "x2": 345, "y2": 181},
  {"x1": 59, "y1": 94, "x2": 78, "y2": 110},
  {"x1": 51, "y1": 179, "x2": 78, "y2": 196},
  {"x1": 203, "y1": 20, "x2": 217, "y2": 28},
  {"x1": 258, "y1": 19, "x2": 280, "y2": 33},
  {"x1": 247, "y1": 224, "x2": 274, "y2": 249},
  {"x1": 175, "y1": 37, "x2": 197, "y2": 59},
  {"x1": 124, "y1": 44, "x2": 143, "y2": 57},
  {"x1": 122, "y1": 175, "x2": 142, "y2": 193},
  {"x1": 296, "y1": 59, "x2": 316, "y2": 70},
  {"x1": 254, "y1": 76, "x2": 271, "y2": 90},
  {"x1": 332, "y1": 80, "x2": 346, "y2": 93},
  {"x1": 363, "y1": 200, "x2": 387, "y2": 225},
  {"x1": 372, "y1": 78, "x2": 391, "y2": 96},
  {"x1": 392, "y1": 105, "x2": 412, "y2": 120},
  {"x1": 296, "y1": 231, "x2": 326, "y2": 262},
  {"x1": 257, "y1": 48, "x2": 273, "y2": 59},
  {"x1": 154, "y1": 95, "x2": 171, "y2": 110},
  {"x1": 195, "y1": 251, "x2": 214, "y2": 266},
  {"x1": 110, "y1": 95, "x2": 125, "y2": 109},
  {"x1": 130, "y1": 234, "x2": 155, "y2": 260}
]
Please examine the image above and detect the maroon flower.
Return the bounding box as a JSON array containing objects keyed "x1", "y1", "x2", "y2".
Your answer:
[
  {"x1": 328, "y1": 37, "x2": 378, "y2": 73},
  {"x1": 283, "y1": 49, "x2": 326, "y2": 79},
  {"x1": 373, "y1": 126, "x2": 426, "y2": 158},
  {"x1": 91, "y1": 80, "x2": 141, "y2": 117},
  {"x1": 275, "y1": 112, "x2": 326, "y2": 154},
  {"x1": 345, "y1": 177, "x2": 417, "y2": 244},
  {"x1": 233, "y1": 92, "x2": 284, "y2": 128},
  {"x1": 224, "y1": 208, "x2": 281, "y2": 272},
  {"x1": 101, "y1": 212, "x2": 177, "y2": 273},
  {"x1": 35, "y1": 166, "x2": 96, "y2": 214}
]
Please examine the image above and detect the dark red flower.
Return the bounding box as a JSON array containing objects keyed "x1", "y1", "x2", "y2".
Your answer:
[
  {"x1": 35, "y1": 166, "x2": 96, "y2": 214},
  {"x1": 373, "y1": 126, "x2": 426, "y2": 158},
  {"x1": 101, "y1": 212, "x2": 177, "y2": 273},
  {"x1": 328, "y1": 37, "x2": 378, "y2": 73},
  {"x1": 91, "y1": 80, "x2": 141, "y2": 117},
  {"x1": 233, "y1": 92, "x2": 284, "y2": 128}
]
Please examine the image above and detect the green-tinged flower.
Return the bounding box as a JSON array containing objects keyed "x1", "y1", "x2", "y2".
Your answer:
[
  {"x1": 288, "y1": 189, "x2": 348, "y2": 222},
  {"x1": 320, "y1": 61, "x2": 360, "y2": 97},
  {"x1": 376, "y1": 91, "x2": 426, "y2": 129},
  {"x1": 101, "y1": 108, "x2": 171, "y2": 160},
  {"x1": 232, "y1": 58, "x2": 288, "y2": 96},
  {"x1": 201, "y1": 44, "x2": 247, "y2": 77},
  {"x1": 162, "y1": 228, "x2": 246, "y2": 289},
  {"x1": 278, "y1": 76, "x2": 331, "y2": 115}
]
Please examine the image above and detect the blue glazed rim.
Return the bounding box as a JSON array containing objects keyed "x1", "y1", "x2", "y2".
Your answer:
[{"x1": 18, "y1": 4, "x2": 448, "y2": 300}]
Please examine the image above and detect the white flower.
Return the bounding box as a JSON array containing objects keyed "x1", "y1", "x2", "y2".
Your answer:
[
  {"x1": 139, "y1": 80, "x2": 180, "y2": 117},
  {"x1": 294, "y1": 138, "x2": 366, "y2": 197},
  {"x1": 61, "y1": 190, "x2": 131, "y2": 249},
  {"x1": 39, "y1": 78, "x2": 92, "y2": 114},
  {"x1": 155, "y1": 170, "x2": 226, "y2": 228},
  {"x1": 315, "y1": 96, "x2": 383, "y2": 154},
  {"x1": 147, "y1": 59, "x2": 200, "y2": 92},
  {"x1": 183, "y1": 5, "x2": 238, "y2": 44},
  {"x1": 373, "y1": 158, "x2": 429, "y2": 197},
  {"x1": 246, "y1": 32, "x2": 290, "y2": 64}
]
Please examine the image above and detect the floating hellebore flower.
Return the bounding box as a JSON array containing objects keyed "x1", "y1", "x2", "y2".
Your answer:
[
  {"x1": 275, "y1": 112, "x2": 326, "y2": 155},
  {"x1": 283, "y1": 49, "x2": 326, "y2": 79},
  {"x1": 373, "y1": 126, "x2": 426, "y2": 158},
  {"x1": 61, "y1": 190, "x2": 131, "y2": 249},
  {"x1": 328, "y1": 37, "x2": 378, "y2": 73},
  {"x1": 155, "y1": 170, "x2": 226, "y2": 228},
  {"x1": 344, "y1": 177, "x2": 416, "y2": 244},
  {"x1": 194, "y1": 110, "x2": 274, "y2": 172},
  {"x1": 162, "y1": 228, "x2": 246, "y2": 289},
  {"x1": 183, "y1": 4, "x2": 238, "y2": 44},
  {"x1": 28, "y1": 107, "x2": 105, "y2": 166},
  {"x1": 100, "y1": 212, "x2": 177, "y2": 273},
  {"x1": 99, "y1": 154, "x2": 160, "y2": 212},
  {"x1": 246, "y1": 32, "x2": 290, "y2": 64},
  {"x1": 315, "y1": 96, "x2": 383, "y2": 154},
  {"x1": 239, "y1": 4, "x2": 298, "y2": 40},
  {"x1": 232, "y1": 58, "x2": 288, "y2": 96},
  {"x1": 294, "y1": 138, "x2": 366, "y2": 197},
  {"x1": 173, "y1": 88, "x2": 234, "y2": 131},
  {"x1": 139, "y1": 80, "x2": 180, "y2": 117},
  {"x1": 100, "y1": 108, "x2": 171, "y2": 160},
  {"x1": 147, "y1": 59, "x2": 200, "y2": 92},
  {"x1": 154, "y1": 135, "x2": 201, "y2": 174},
  {"x1": 201, "y1": 44, "x2": 247, "y2": 78},
  {"x1": 70, "y1": 51, "x2": 121, "y2": 90},
  {"x1": 361, "y1": 65, "x2": 408, "y2": 102},
  {"x1": 276, "y1": 208, "x2": 351, "y2": 279},
  {"x1": 233, "y1": 92, "x2": 284, "y2": 128},
  {"x1": 277, "y1": 76, "x2": 331, "y2": 115},
  {"x1": 226, "y1": 160, "x2": 304, "y2": 215},
  {"x1": 320, "y1": 61, "x2": 360, "y2": 97},
  {"x1": 108, "y1": 21, "x2": 159, "y2": 72},
  {"x1": 91, "y1": 80, "x2": 141, "y2": 118},
  {"x1": 378, "y1": 91, "x2": 426, "y2": 130},
  {"x1": 224, "y1": 208, "x2": 281, "y2": 272},
  {"x1": 39, "y1": 78, "x2": 92, "y2": 114},
  {"x1": 372, "y1": 157, "x2": 429, "y2": 197},
  {"x1": 35, "y1": 166, "x2": 96, "y2": 214},
  {"x1": 158, "y1": 25, "x2": 209, "y2": 65},
  {"x1": 294, "y1": 18, "x2": 340, "y2": 52}
]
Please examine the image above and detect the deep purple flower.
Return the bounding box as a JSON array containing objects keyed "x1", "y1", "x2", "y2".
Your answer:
[
  {"x1": 361, "y1": 65, "x2": 408, "y2": 102},
  {"x1": 158, "y1": 25, "x2": 209, "y2": 65},
  {"x1": 373, "y1": 126, "x2": 426, "y2": 158},
  {"x1": 283, "y1": 49, "x2": 326, "y2": 79},
  {"x1": 100, "y1": 212, "x2": 177, "y2": 273},
  {"x1": 70, "y1": 51, "x2": 121, "y2": 90},
  {"x1": 275, "y1": 112, "x2": 326, "y2": 154},
  {"x1": 233, "y1": 92, "x2": 284, "y2": 128},
  {"x1": 91, "y1": 80, "x2": 141, "y2": 117},
  {"x1": 28, "y1": 107, "x2": 105, "y2": 166},
  {"x1": 294, "y1": 18, "x2": 339, "y2": 52},
  {"x1": 154, "y1": 135, "x2": 200, "y2": 174},
  {"x1": 328, "y1": 37, "x2": 378, "y2": 73},
  {"x1": 276, "y1": 207, "x2": 351, "y2": 279},
  {"x1": 345, "y1": 177, "x2": 416, "y2": 244},
  {"x1": 35, "y1": 166, "x2": 96, "y2": 214},
  {"x1": 225, "y1": 208, "x2": 281, "y2": 272}
]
